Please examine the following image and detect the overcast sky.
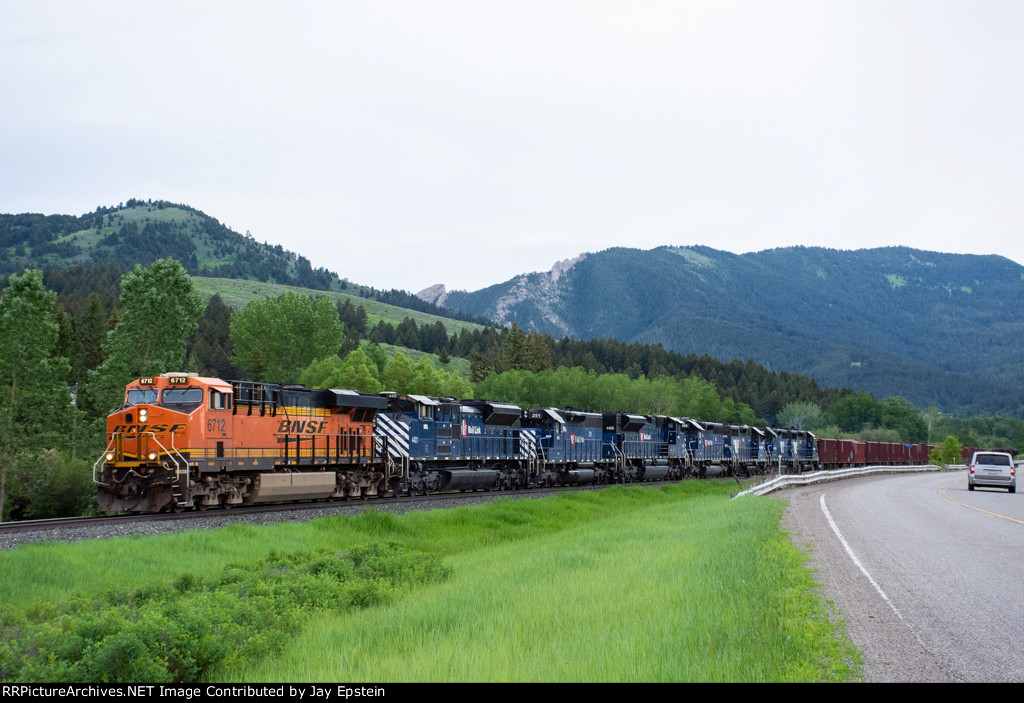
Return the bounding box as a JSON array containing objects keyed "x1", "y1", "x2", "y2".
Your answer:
[{"x1": 3, "y1": 1, "x2": 1022, "y2": 293}]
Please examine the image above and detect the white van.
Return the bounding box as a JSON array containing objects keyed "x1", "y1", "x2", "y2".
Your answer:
[{"x1": 967, "y1": 452, "x2": 1016, "y2": 493}]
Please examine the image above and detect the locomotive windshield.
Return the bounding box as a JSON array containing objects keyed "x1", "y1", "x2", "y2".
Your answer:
[
  {"x1": 125, "y1": 389, "x2": 158, "y2": 405},
  {"x1": 161, "y1": 388, "x2": 204, "y2": 404}
]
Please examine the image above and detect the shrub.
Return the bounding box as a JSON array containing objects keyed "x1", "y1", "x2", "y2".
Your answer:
[
  {"x1": 929, "y1": 435, "x2": 963, "y2": 466},
  {"x1": 0, "y1": 544, "x2": 450, "y2": 682},
  {"x1": 4, "y1": 450, "x2": 96, "y2": 521}
]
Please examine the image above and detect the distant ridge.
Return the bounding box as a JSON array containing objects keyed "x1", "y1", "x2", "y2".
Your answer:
[{"x1": 435, "y1": 245, "x2": 1024, "y2": 415}]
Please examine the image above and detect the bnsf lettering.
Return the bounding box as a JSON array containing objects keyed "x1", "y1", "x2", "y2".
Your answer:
[
  {"x1": 112, "y1": 423, "x2": 187, "y2": 435},
  {"x1": 276, "y1": 420, "x2": 330, "y2": 434}
]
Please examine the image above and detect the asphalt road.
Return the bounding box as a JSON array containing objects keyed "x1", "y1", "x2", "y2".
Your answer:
[{"x1": 780, "y1": 470, "x2": 1023, "y2": 682}]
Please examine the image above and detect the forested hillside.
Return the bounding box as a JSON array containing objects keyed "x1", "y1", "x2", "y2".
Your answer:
[
  {"x1": 437, "y1": 246, "x2": 1024, "y2": 415},
  {"x1": 6, "y1": 201, "x2": 1023, "y2": 416},
  {"x1": 0, "y1": 200, "x2": 490, "y2": 326}
]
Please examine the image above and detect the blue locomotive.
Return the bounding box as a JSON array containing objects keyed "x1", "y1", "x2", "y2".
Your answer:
[
  {"x1": 371, "y1": 392, "x2": 780, "y2": 495},
  {"x1": 374, "y1": 393, "x2": 526, "y2": 494}
]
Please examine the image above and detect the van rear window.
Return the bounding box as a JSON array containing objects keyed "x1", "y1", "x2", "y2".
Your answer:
[{"x1": 976, "y1": 454, "x2": 1011, "y2": 466}]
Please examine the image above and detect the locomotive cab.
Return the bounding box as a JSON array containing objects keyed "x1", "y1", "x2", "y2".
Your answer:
[{"x1": 95, "y1": 373, "x2": 219, "y2": 512}]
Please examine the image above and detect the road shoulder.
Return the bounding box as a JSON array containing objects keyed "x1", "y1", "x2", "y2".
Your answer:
[{"x1": 776, "y1": 477, "x2": 951, "y2": 683}]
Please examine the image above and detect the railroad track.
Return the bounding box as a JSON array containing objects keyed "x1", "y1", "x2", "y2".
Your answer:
[{"x1": 0, "y1": 483, "x2": 626, "y2": 536}]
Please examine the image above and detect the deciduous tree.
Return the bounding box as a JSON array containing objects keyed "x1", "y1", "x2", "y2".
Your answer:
[
  {"x1": 298, "y1": 350, "x2": 381, "y2": 393},
  {"x1": 776, "y1": 401, "x2": 822, "y2": 430},
  {"x1": 231, "y1": 292, "x2": 344, "y2": 383},
  {"x1": 0, "y1": 270, "x2": 72, "y2": 520},
  {"x1": 929, "y1": 435, "x2": 963, "y2": 467},
  {"x1": 90, "y1": 258, "x2": 203, "y2": 413}
]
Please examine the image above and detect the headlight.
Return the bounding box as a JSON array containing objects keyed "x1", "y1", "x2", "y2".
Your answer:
[
  {"x1": 139, "y1": 408, "x2": 148, "y2": 422},
  {"x1": 148, "y1": 452, "x2": 158, "y2": 461},
  {"x1": 106, "y1": 452, "x2": 114, "y2": 461}
]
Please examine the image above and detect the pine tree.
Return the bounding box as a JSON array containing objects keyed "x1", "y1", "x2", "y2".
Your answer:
[
  {"x1": 187, "y1": 294, "x2": 240, "y2": 379},
  {"x1": 76, "y1": 293, "x2": 108, "y2": 378}
]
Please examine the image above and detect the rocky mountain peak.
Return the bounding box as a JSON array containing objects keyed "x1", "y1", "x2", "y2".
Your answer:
[
  {"x1": 416, "y1": 283, "x2": 448, "y2": 307},
  {"x1": 550, "y1": 253, "x2": 587, "y2": 282}
]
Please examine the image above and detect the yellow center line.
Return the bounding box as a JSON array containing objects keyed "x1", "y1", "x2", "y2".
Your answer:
[{"x1": 938, "y1": 476, "x2": 1024, "y2": 525}]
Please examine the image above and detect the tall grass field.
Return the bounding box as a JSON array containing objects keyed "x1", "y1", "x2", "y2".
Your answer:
[{"x1": 0, "y1": 482, "x2": 860, "y2": 682}]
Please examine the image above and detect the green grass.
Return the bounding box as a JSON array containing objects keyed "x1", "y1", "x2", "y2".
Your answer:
[
  {"x1": 59, "y1": 205, "x2": 195, "y2": 247},
  {"x1": 0, "y1": 483, "x2": 860, "y2": 682},
  {"x1": 232, "y1": 485, "x2": 859, "y2": 682},
  {"x1": 191, "y1": 276, "x2": 486, "y2": 336}
]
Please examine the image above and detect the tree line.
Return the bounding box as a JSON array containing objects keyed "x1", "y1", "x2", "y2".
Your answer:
[{"x1": 3, "y1": 257, "x2": 1022, "y2": 521}]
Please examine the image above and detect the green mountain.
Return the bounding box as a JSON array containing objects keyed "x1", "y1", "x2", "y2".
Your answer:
[
  {"x1": 0, "y1": 199, "x2": 490, "y2": 326},
  {"x1": 0, "y1": 198, "x2": 339, "y2": 286},
  {"x1": 428, "y1": 246, "x2": 1024, "y2": 415}
]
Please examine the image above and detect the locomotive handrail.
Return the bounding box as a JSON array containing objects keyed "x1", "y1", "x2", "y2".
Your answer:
[
  {"x1": 379, "y1": 436, "x2": 396, "y2": 483},
  {"x1": 536, "y1": 445, "x2": 547, "y2": 473},
  {"x1": 681, "y1": 444, "x2": 693, "y2": 471},
  {"x1": 280, "y1": 429, "x2": 373, "y2": 465},
  {"x1": 148, "y1": 432, "x2": 189, "y2": 506},
  {"x1": 608, "y1": 442, "x2": 626, "y2": 474},
  {"x1": 92, "y1": 434, "x2": 120, "y2": 486},
  {"x1": 167, "y1": 432, "x2": 188, "y2": 471}
]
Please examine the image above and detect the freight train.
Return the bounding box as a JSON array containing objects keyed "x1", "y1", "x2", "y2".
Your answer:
[{"x1": 96, "y1": 372, "x2": 942, "y2": 513}]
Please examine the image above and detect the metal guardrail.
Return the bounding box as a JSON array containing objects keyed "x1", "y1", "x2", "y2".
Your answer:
[{"x1": 733, "y1": 464, "x2": 944, "y2": 499}]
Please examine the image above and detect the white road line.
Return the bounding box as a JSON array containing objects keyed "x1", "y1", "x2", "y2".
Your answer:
[{"x1": 820, "y1": 493, "x2": 928, "y2": 650}]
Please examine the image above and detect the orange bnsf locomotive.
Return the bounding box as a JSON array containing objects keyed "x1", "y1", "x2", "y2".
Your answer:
[{"x1": 94, "y1": 373, "x2": 388, "y2": 512}]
